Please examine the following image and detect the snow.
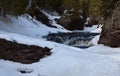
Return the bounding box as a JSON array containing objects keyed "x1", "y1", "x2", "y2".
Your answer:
[
  {"x1": 0, "y1": 15, "x2": 68, "y2": 39},
  {"x1": 0, "y1": 13, "x2": 120, "y2": 76},
  {"x1": 90, "y1": 35, "x2": 100, "y2": 45},
  {"x1": 1, "y1": 33, "x2": 120, "y2": 76},
  {"x1": 42, "y1": 10, "x2": 68, "y2": 29},
  {"x1": 83, "y1": 24, "x2": 102, "y2": 33}
]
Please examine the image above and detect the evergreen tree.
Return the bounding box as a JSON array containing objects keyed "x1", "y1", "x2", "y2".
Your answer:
[
  {"x1": 100, "y1": 0, "x2": 119, "y2": 19},
  {"x1": 80, "y1": 0, "x2": 90, "y2": 22},
  {"x1": 89, "y1": 0, "x2": 102, "y2": 17},
  {"x1": 63, "y1": 0, "x2": 81, "y2": 19},
  {"x1": 0, "y1": 0, "x2": 28, "y2": 16},
  {"x1": 36, "y1": 0, "x2": 63, "y2": 13}
]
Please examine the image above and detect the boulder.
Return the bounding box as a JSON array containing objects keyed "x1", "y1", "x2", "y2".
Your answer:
[
  {"x1": 98, "y1": 5, "x2": 120, "y2": 47},
  {"x1": 57, "y1": 10, "x2": 84, "y2": 31},
  {"x1": 26, "y1": 6, "x2": 56, "y2": 28},
  {"x1": 85, "y1": 18, "x2": 99, "y2": 27},
  {"x1": 0, "y1": 39, "x2": 52, "y2": 64},
  {"x1": 57, "y1": 16, "x2": 84, "y2": 30}
]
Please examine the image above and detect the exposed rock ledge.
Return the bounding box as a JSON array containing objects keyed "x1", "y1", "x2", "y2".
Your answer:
[{"x1": 0, "y1": 39, "x2": 52, "y2": 64}]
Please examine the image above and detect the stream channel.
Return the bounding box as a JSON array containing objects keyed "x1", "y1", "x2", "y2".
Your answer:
[{"x1": 44, "y1": 32, "x2": 100, "y2": 49}]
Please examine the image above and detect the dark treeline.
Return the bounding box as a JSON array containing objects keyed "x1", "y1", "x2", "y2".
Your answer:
[{"x1": 0, "y1": 0, "x2": 119, "y2": 19}]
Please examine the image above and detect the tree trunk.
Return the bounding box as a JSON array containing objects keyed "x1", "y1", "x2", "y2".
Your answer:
[{"x1": 26, "y1": 0, "x2": 32, "y2": 10}]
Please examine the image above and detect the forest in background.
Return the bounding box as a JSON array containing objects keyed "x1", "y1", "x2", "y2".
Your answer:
[{"x1": 0, "y1": 0, "x2": 119, "y2": 19}]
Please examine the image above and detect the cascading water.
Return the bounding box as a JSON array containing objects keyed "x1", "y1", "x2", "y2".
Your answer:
[{"x1": 44, "y1": 32, "x2": 99, "y2": 48}]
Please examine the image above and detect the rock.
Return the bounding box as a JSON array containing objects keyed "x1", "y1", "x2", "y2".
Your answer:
[
  {"x1": 85, "y1": 18, "x2": 99, "y2": 27},
  {"x1": 26, "y1": 6, "x2": 56, "y2": 28},
  {"x1": 57, "y1": 16, "x2": 84, "y2": 30},
  {"x1": 98, "y1": 4, "x2": 120, "y2": 47},
  {"x1": 0, "y1": 39, "x2": 52, "y2": 64},
  {"x1": 57, "y1": 10, "x2": 84, "y2": 31}
]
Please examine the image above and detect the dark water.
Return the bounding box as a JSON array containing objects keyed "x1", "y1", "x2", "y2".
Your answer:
[{"x1": 44, "y1": 32, "x2": 99, "y2": 49}]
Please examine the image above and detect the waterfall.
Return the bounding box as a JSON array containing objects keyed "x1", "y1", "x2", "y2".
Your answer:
[{"x1": 45, "y1": 32, "x2": 99, "y2": 48}]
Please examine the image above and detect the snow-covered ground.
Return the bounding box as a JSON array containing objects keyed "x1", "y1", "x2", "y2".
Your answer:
[
  {"x1": 1, "y1": 32, "x2": 120, "y2": 76},
  {"x1": 0, "y1": 13, "x2": 120, "y2": 76},
  {"x1": 0, "y1": 15, "x2": 68, "y2": 39}
]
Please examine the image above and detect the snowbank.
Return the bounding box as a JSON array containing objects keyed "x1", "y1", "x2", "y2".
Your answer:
[
  {"x1": 0, "y1": 32, "x2": 120, "y2": 76},
  {"x1": 0, "y1": 15, "x2": 68, "y2": 39}
]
